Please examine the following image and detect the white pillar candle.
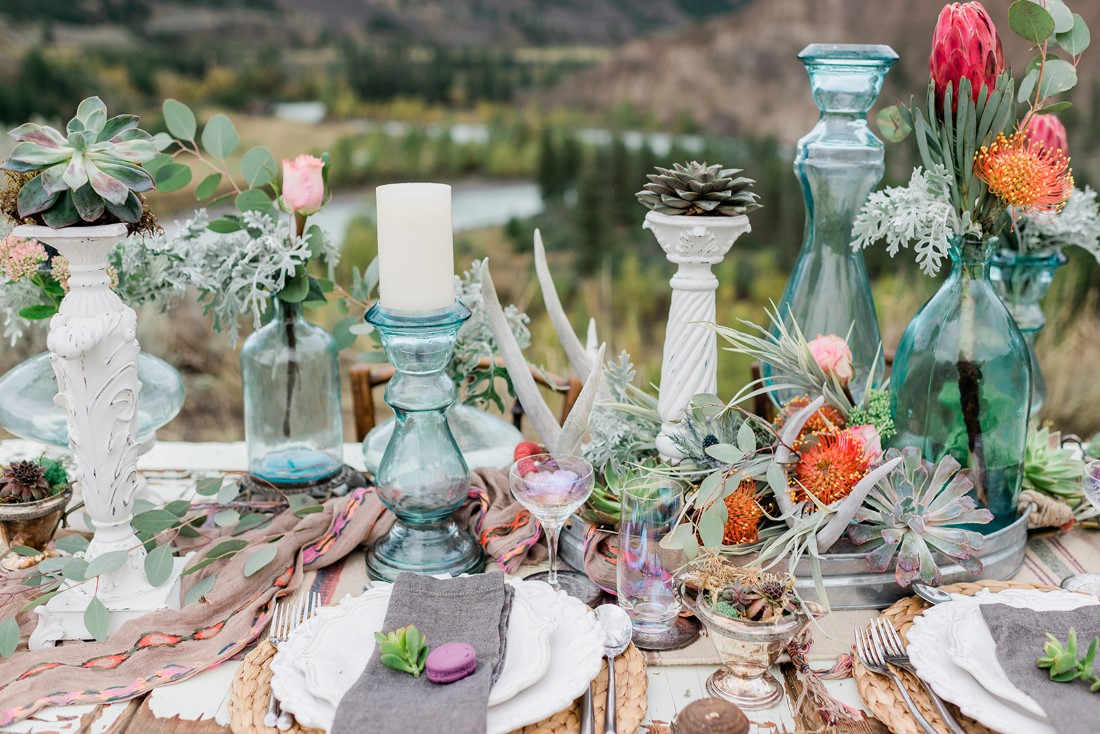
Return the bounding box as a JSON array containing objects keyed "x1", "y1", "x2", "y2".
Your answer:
[{"x1": 376, "y1": 182, "x2": 456, "y2": 312}]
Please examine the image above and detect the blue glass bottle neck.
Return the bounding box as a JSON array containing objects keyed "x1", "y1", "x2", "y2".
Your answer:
[{"x1": 948, "y1": 235, "x2": 999, "y2": 279}]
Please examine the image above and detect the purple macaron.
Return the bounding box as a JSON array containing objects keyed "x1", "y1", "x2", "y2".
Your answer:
[{"x1": 425, "y1": 642, "x2": 477, "y2": 684}]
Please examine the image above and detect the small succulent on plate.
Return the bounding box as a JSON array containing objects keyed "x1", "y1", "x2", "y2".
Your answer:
[
  {"x1": 636, "y1": 161, "x2": 761, "y2": 217},
  {"x1": 375, "y1": 624, "x2": 429, "y2": 677},
  {"x1": 1038, "y1": 627, "x2": 1100, "y2": 692},
  {"x1": 1, "y1": 97, "x2": 158, "y2": 229},
  {"x1": 847, "y1": 447, "x2": 992, "y2": 587}
]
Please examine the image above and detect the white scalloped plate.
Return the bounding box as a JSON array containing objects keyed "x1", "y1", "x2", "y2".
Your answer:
[
  {"x1": 908, "y1": 589, "x2": 1098, "y2": 734},
  {"x1": 271, "y1": 579, "x2": 599, "y2": 734}
]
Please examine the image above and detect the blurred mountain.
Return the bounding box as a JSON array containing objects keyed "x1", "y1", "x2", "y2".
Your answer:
[
  {"x1": 0, "y1": 0, "x2": 751, "y2": 47},
  {"x1": 540, "y1": 0, "x2": 1100, "y2": 146}
]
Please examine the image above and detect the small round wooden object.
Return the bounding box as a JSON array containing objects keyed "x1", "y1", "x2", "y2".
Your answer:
[{"x1": 669, "y1": 698, "x2": 749, "y2": 734}]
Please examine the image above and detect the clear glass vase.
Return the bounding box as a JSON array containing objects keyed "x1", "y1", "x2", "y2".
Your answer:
[
  {"x1": 890, "y1": 235, "x2": 1031, "y2": 532},
  {"x1": 990, "y1": 248, "x2": 1066, "y2": 415},
  {"x1": 768, "y1": 44, "x2": 897, "y2": 401},
  {"x1": 240, "y1": 300, "x2": 344, "y2": 486}
]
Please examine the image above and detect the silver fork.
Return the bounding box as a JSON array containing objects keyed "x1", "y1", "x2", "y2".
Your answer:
[
  {"x1": 266, "y1": 592, "x2": 321, "y2": 731},
  {"x1": 875, "y1": 619, "x2": 966, "y2": 734},
  {"x1": 855, "y1": 625, "x2": 939, "y2": 734}
]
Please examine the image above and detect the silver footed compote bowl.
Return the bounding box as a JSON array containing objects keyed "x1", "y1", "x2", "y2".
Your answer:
[{"x1": 508, "y1": 453, "x2": 600, "y2": 601}]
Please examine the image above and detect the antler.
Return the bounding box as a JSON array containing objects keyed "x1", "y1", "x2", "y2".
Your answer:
[
  {"x1": 534, "y1": 229, "x2": 593, "y2": 382},
  {"x1": 480, "y1": 258, "x2": 607, "y2": 455},
  {"x1": 480, "y1": 259, "x2": 562, "y2": 450},
  {"x1": 815, "y1": 455, "x2": 903, "y2": 553}
]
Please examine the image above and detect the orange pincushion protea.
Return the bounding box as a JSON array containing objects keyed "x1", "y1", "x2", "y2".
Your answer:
[
  {"x1": 774, "y1": 395, "x2": 846, "y2": 441},
  {"x1": 793, "y1": 432, "x2": 870, "y2": 507},
  {"x1": 974, "y1": 131, "x2": 1074, "y2": 215},
  {"x1": 723, "y1": 479, "x2": 762, "y2": 544}
]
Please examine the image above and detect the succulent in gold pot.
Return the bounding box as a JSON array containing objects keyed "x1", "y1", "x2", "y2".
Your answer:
[{"x1": 0, "y1": 457, "x2": 71, "y2": 569}]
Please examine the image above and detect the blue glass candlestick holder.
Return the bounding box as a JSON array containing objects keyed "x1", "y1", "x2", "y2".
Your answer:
[{"x1": 365, "y1": 301, "x2": 485, "y2": 581}]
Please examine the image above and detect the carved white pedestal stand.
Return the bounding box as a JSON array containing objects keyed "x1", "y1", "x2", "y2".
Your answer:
[
  {"x1": 643, "y1": 211, "x2": 751, "y2": 462},
  {"x1": 13, "y1": 224, "x2": 190, "y2": 649}
]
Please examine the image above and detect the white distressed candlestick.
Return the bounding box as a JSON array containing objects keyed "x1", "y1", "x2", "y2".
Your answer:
[
  {"x1": 643, "y1": 211, "x2": 752, "y2": 462},
  {"x1": 376, "y1": 183, "x2": 455, "y2": 312},
  {"x1": 13, "y1": 224, "x2": 190, "y2": 649}
]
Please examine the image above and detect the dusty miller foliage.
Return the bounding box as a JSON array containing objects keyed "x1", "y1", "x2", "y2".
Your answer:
[
  {"x1": 452, "y1": 262, "x2": 531, "y2": 410},
  {"x1": 582, "y1": 351, "x2": 660, "y2": 476},
  {"x1": 169, "y1": 209, "x2": 336, "y2": 345},
  {"x1": 1016, "y1": 186, "x2": 1100, "y2": 262},
  {"x1": 851, "y1": 165, "x2": 977, "y2": 276}
]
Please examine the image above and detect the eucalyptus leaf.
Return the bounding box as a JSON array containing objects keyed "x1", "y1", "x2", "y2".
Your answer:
[
  {"x1": 767, "y1": 461, "x2": 788, "y2": 495},
  {"x1": 201, "y1": 114, "x2": 239, "y2": 159},
  {"x1": 184, "y1": 574, "x2": 216, "y2": 606},
  {"x1": 1038, "y1": 58, "x2": 1078, "y2": 98},
  {"x1": 163, "y1": 99, "x2": 197, "y2": 142},
  {"x1": 84, "y1": 597, "x2": 109, "y2": 642},
  {"x1": 85, "y1": 550, "x2": 130, "y2": 578},
  {"x1": 1018, "y1": 70, "x2": 1039, "y2": 104},
  {"x1": 62, "y1": 558, "x2": 89, "y2": 581},
  {"x1": 0, "y1": 619, "x2": 17, "y2": 657},
  {"x1": 737, "y1": 421, "x2": 756, "y2": 453},
  {"x1": 165, "y1": 499, "x2": 191, "y2": 518},
  {"x1": 214, "y1": 509, "x2": 240, "y2": 528},
  {"x1": 333, "y1": 316, "x2": 361, "y2": 350},
  {"x1": 1036, "y1": 101, "x2": 1074, "y2": 114},
  {"x1": 876, "y1": 105, "x2": 912, "y2": 142},
  {"x1": 208, "y1": 217, "x2": 242, "y2": 234},
  {"x1": 1036, "y1": 0, "x2": 1074, "y2": 34},
  {"x1": 216, "y1": 479, "x2": 240, "y2": 505},
  {"x1": 1010, "y1": 0, "x2": 1056, "y2": 43},
  {"x1": 1055, "y1": 14, "x2": 1090, "y2": 56},
  {"x1": 232, "y1": 513, "x2": 271, "y2": 535},
  {"x1": 144, "y1": 543, "x2": 175, "y2": 587},
  {"x1": 196, "y1": 476, "x2": 224, "y2": 497},
  {"x1": 155, "y1": 162, "x2": 192, "y2": 193},
  {"x1": 207, "y1": 539, "x2": 248, "y2": 559},
  {"x1": 235, "y1": 188, "x2": 274, "y2": 214},
  {"x1": 18, "y1": 304, "x2": 56, "y2": 320},
  {"x1": 9, "y1": 546, "x2": 42, "y2": 557},
  {"x1": 54, "y1": 530, "x2": 89, "y2": 554},
  {"x1": 699, "y1": 502, "x2": 728, "y2": 548},
  {"x1": 243, "y1": 545, "x2": 278, "y2": 577},
  {"x1": 195, "y1": 172, "x2": 221, "y2": 201},
  {"x1": 131, "y1": 509, "x2": 178, "y2": 535},
  {"x1": 704, "y1": 444, "x2": 744, "y2": 466},
  {"x1": 241, "y1": 146, "x2": 277, "y2": 188}
]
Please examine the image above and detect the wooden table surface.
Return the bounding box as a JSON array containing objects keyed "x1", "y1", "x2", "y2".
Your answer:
[{"x1": 0, "y1": 439, "x2": 891, "y2": 734}]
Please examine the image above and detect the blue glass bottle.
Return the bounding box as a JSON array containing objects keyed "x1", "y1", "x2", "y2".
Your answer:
[
  {"x1": 890, "y1": 235, "x2": 1031, "y2": 532},
  {"x1": 240, "y1": 300, "x2": 344, "y2": 486},
  {"x1": 769, "y1": 44, "x2": 897, "y2": 401},
  {"x1": 990, "y1": 248, "x2": 1066, "y2": 414}
]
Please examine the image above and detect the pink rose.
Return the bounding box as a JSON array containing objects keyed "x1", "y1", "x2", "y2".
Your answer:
[
  {"x1": 281, "y1": 154, "x2": 325, "y2": 215},
  {"x1": 808, "y1": 334, "x2": 854, "y2": 385},
  {"x1": 843, "y1": 424, "x2": 883, "y2": 463}
]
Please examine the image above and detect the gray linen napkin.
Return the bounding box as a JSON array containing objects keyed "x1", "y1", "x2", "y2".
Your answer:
[
  {"x1": 980, "y1": 603, "x2": 1100, "y2": 734},
  {"x1": 332, "y1": 573, "x2": 513, "y2": 734}
]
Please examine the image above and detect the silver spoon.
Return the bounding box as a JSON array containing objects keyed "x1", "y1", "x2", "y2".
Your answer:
[
  {"x1": 594, "y1": 605, "x2": 632, "y2": 734},
  {"x1": 911, "y1": 583, "x2": 952, "y2": 606}
]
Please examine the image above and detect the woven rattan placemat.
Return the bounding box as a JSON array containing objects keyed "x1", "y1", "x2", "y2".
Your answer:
[
  {"x1": 229, "y1": 639, "x2": 648, "y2": 734},
  {"x1": 852, "y1": 579, "x2": 1072, "y2": 734}
]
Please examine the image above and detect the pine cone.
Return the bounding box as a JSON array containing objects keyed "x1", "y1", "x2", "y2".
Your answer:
[{"x1": 636, "y1": 161, "x2": 761, "y2": 217}]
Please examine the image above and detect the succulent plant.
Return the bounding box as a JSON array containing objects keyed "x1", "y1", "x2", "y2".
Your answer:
[
  {"x1": 374, "y1": 624, "x2": 429, "y2": 677},
  {"x1": 1023, "y1": 423, "x2": 1085, "y2": 501},
  {"x1": 1038, "y1": 628, "x2": 1100, "y2": 692},
  {"x1": 1, "y1": 97, "x2": 158, "y2": 228},
  {"x1": 581, "y1": 459, "x2": 660, "y2": 527},
  {"x1": 848, "y1": 447, "x2": 993, "y2": 587},
  {"x1": 636, "y1": 161, "x2": 761, "y2": 217},
  {"x1": 0, "y1": 460, "x2": 51, "y2": 503},
  {"x1": 711, "y1": 571, "x2": 798, "y2": 622}
]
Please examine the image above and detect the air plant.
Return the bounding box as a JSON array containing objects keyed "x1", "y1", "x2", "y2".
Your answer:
[
  {"x1": 1, "y1": 97, "x2": 158, "y2": 228},
  {"x1": 848, "y1": 447, "x2": 992, "y2": 587}
]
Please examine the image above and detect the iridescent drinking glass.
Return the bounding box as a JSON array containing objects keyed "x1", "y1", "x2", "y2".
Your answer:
[
  {"x1": 617, "y1": 477, "x2": 684, "y2": 630},
  {"x1": 508, "y1": 453, "x2": 594, "y2": 599}
]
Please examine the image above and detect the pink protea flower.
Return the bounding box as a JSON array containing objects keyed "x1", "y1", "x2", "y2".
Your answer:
[
  {"x1": 929, "y1": 2, "x2": 1004, "y2": 108},
  {"x1": 1023, "y1": 114, "x2": 1069, "y2": 157},
  {"x1": 0, "y1": 236, "x2": 47, "y2": 282},
  {"x1": 807, "y1": 334, "x2": 854, "y2": 386}
]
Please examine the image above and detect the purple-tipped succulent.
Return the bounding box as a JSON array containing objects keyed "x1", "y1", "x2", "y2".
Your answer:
[
  {"x1": 0, "y1": 460, "x2": 51, "y2": 503},
  {"x1": 848, "y1": 446, "x2": 993, "y2": 587}
]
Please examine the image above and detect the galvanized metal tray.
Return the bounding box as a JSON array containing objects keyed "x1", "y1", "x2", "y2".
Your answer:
[{"x1": 559, "y1": 506, "x2": 1031, "y2": 610}]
